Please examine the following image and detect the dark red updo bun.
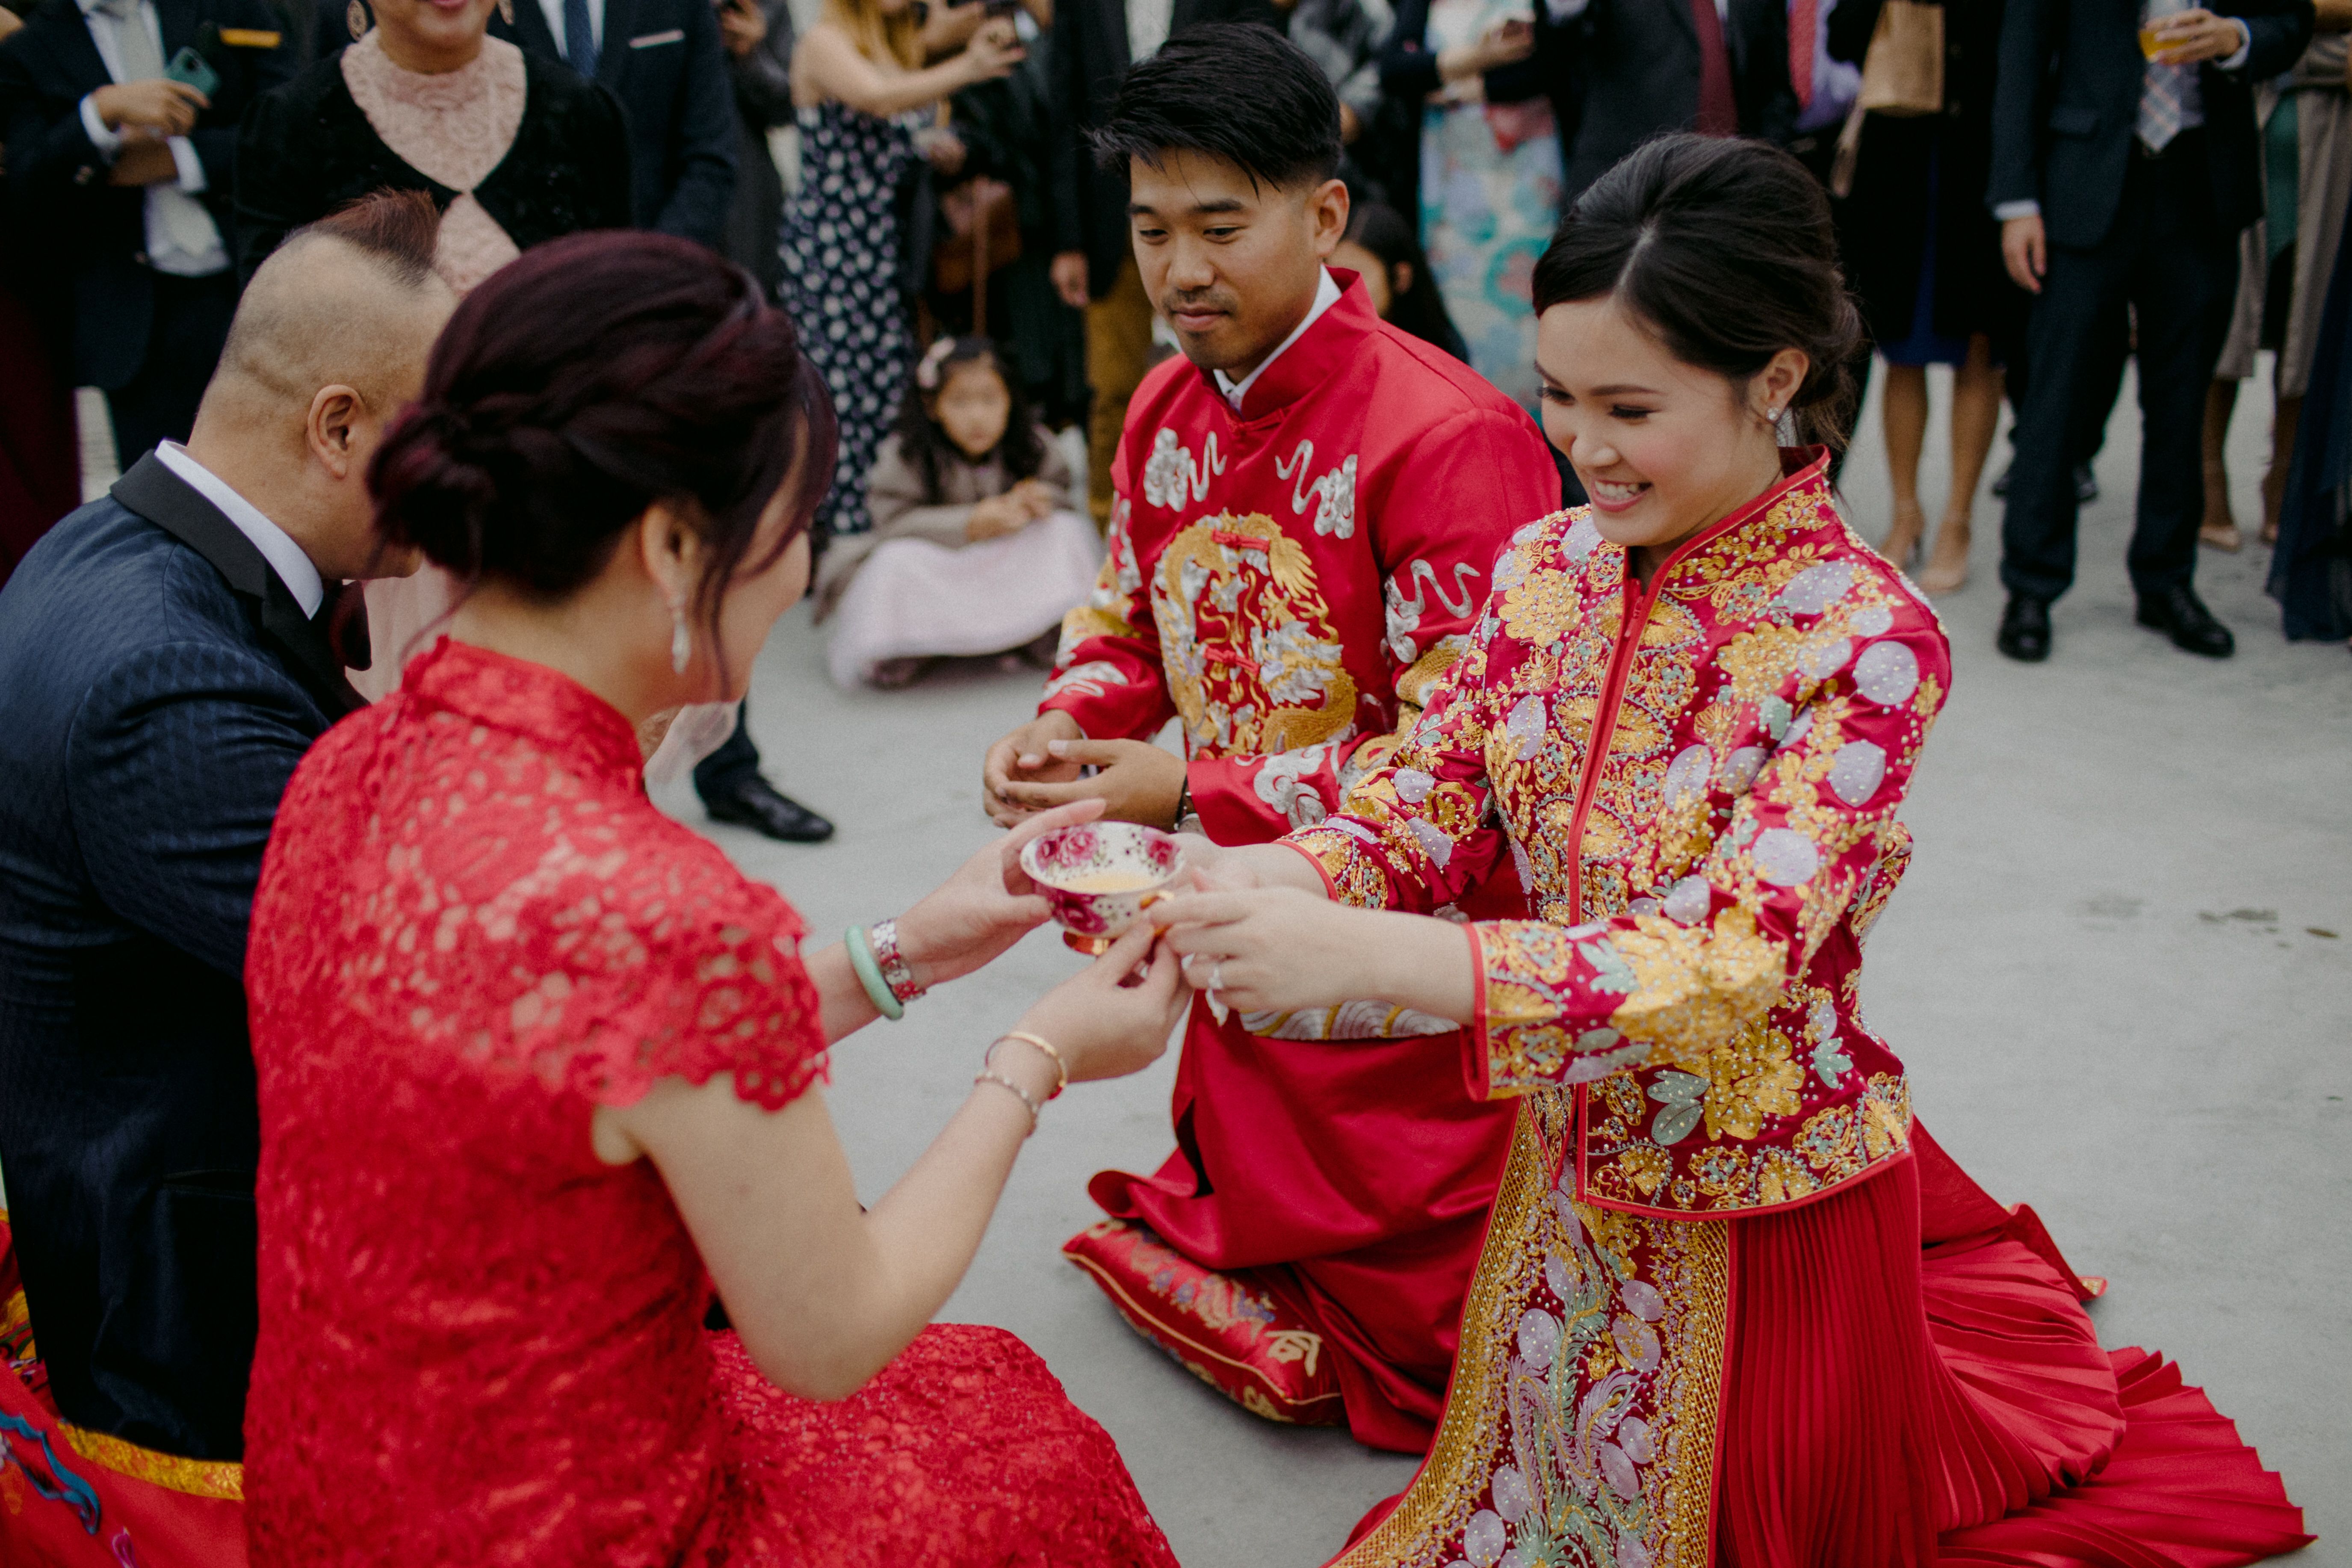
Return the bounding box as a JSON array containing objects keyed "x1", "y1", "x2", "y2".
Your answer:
[{"x1": 369, "y1": 230, "x2": 837, "y2": 642}]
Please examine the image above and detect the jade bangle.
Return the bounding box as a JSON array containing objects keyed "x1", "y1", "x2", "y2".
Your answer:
[{"x1": 844, "y1": 925, "x2": 904, "y2": 1021}]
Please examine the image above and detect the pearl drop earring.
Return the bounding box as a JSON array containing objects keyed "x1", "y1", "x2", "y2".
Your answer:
[{"x1": 669, "y1": 596, "x2": 692, "y2": 675}]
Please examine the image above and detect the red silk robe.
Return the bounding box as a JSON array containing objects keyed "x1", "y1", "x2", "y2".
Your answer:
[
  {"x1": 1043, "y1": 275, "x2": 1560, "y2": 1451},
  {"x1": 1292, "y1": 457, "x2": 2308, "y2": 1568}
]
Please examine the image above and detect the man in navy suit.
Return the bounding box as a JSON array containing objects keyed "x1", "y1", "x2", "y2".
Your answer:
[
  {"x1": 1988, "y1": 0, "x2": 2312, "y2": 661},
  {"x1": 0, "y1": 0, "x2": 296, "y2": 467},
  {"x1": 0, "y1": 192, "x2": 453, "y2": 1469},
  {"x1": 490, "y1": 0, "x2": 738, "y2": 245}
]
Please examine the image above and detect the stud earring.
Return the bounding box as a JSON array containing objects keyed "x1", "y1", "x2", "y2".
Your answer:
[{"x1": 669, "y1": 596, "x2": 692, "y2": 675}]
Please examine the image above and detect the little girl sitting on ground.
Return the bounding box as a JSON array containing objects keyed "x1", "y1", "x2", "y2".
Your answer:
[{"x1": 818, "y1": 337, "x2": 1098, "y2": 688}]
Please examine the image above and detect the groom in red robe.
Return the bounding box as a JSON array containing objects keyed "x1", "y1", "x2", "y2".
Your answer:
[{"x1": 981, "y1": 24, "x2": 1558, "y2": 1453}]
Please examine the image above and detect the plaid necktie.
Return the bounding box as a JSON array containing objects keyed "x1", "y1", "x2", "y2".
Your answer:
[{"x1": 2137, "y1": 0, "x2": 2189, "y2": 151}]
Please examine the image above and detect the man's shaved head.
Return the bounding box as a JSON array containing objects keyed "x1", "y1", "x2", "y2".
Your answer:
[
  {"x1": 212, "y1": 194, "x2": 455, "y2": 434},
  {"x1": 185, "y1": 190, "x2": 457, "y2": 582}
]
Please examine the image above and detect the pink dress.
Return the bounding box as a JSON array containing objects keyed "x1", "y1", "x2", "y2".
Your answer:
[{"x1": 241, "y1": 638, "x2": 1178, "y2": 1567}]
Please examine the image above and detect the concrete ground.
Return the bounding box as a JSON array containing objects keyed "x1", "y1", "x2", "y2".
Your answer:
[{"x1": 662, "y1": 359, "x2": 2350, "y2": 1567}]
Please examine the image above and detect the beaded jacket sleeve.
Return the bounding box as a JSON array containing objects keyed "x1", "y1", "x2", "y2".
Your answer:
[
  {"x1": 1037, "y1": 277, "x2": 1560, "y2": 845},
  {"x1": 1287, "y1": 456, "x2": 1952, "y2": 1217}
]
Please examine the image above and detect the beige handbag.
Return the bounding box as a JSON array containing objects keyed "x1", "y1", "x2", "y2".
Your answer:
[
  {"x1": 1830, "y1": 0, "x2": 1945, "y2": 196},
  {"x1": 1858, "y1": 0, "x2": 1946, "y2": 116}
]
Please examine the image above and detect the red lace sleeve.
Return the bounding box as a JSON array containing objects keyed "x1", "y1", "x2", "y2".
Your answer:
[
  {"x1": 346, "y1": 689, "x2": 830, "y2": 1114},
  {"x1": 555, "y1": 843, "x2": 831, "y2": 1113}
]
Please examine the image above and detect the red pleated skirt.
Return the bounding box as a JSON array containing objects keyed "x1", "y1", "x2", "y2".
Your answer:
[{"x1": 1715, "y1": 1125, "x2": 2311, "y2": 1568}]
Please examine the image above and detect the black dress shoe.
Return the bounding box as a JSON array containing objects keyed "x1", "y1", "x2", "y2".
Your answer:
[
  {"x1": 702, "y1": 776, "x2": 837, "y2": 841},
  {"x1": 1988, "y1": 462, "x2": 2096, "y2": 502},
  {"x1": 2135, "y1": 584, "x2": 2235, "y2": 658},
  {"x1": 1997, "y1": 593, "x2": 2052, "y2": 662}
]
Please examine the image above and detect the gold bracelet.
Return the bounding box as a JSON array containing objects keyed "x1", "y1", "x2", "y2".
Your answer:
[
  {"x1": 989, "y1": 1031, "x2": 1068, "y2": 1099},
  {"x1": 972, "y1": 1069, "x2": 1041, "y2": 1134}
]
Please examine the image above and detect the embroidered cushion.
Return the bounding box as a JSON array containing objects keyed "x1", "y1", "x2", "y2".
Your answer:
[{"x1": 1063, "y1": 1219, "x2": 1344, "y2": 1426}]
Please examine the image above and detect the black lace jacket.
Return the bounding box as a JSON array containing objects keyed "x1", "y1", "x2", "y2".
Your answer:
[{"x1": 232, "y1": 47, "x2": 634, "y2": 282}]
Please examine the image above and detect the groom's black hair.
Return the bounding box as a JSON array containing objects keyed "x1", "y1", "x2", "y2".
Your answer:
[{"x1": 1091, "y1": 22, "x2": 1343, "y2": 192}]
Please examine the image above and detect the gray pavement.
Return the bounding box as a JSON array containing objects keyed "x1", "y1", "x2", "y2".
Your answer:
[{"x1": 665, "y1": 359, "x2": 2350, "y2": 1567}]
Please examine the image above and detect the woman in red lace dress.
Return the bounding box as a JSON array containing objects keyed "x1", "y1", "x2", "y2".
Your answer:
[{"x1": 239, "y1": 232, "x2": 1188, "y2": 1566}]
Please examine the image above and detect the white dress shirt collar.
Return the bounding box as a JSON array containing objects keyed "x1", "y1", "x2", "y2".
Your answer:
[
  {"x1": 156, "y1": 443, "x2": 326, "y2": 617},
  {"x1": 1214, "y1": 268, "x2": 1343, "y2": 414}
]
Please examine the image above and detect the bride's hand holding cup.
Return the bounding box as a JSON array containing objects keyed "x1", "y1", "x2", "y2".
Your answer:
[{"x1": 1148, "y1": 886, "x2": 1376, "y2": 1015}]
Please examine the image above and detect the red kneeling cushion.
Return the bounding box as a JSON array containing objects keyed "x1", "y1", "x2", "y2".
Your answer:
[{"x1": 1062, "y1": 1218, "x2": 1343, "y2": 1426}]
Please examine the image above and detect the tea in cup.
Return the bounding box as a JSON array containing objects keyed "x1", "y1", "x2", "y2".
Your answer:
[{"x1": 1021, "y1": 822, "x2": 1183, "y2": 954}]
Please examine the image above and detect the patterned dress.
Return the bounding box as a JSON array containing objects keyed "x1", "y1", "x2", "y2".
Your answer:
[
  {"x1": 1417, "y1": 0, "x2": 1563, "y2": 411},
  {"x1": 1289, "y1": 454, "x2": 2311, "y2": 1568},
  {"x1": 778, "y1": 99, "x2": 919, "y2": 541},
  {"x1": 239, "y1": 638, "x2": 1178, "y2": 1567}
]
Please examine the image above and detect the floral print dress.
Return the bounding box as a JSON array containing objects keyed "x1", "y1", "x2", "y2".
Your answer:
[{"x1": 778, "y1": 99, "x2": 919, "y2": 540}]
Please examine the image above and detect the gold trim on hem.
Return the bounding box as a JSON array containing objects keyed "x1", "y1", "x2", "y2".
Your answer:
[{"x1": 59, "y1": 1425, "x2": 244, "y2": 1501}]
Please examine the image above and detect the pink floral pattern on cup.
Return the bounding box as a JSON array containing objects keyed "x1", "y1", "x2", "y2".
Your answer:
[{"x1": 1022, "y1": 824, "x2": 1183, "y2": 949}]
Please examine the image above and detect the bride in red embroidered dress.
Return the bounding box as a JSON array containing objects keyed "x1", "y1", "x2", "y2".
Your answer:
[
  {"x1": 239, "y1": 233, "x2": 1187, "y2": 1566},
  {"x1": 1156, "y1": 138, "x2": 2312, "y2": 1568}
]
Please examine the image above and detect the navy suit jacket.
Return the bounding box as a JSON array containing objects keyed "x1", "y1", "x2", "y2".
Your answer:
[
  {"x1": 1989, "y1": 0, "x2": 2312, "y2": 248},
  {"x1": 0, "y1": 454, "x2": 363, "y2": 1461},
  {"x1": 0, "y1": 0, "x2": 296, "y2": 387},
  {"x1": 490, "y1": 0, "x2": 738, "y2": 246}
]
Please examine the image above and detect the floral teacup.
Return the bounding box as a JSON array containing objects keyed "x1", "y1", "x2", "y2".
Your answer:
[{"x1": 1021, "y1": 823, "x2": 1183, "y2": 954}]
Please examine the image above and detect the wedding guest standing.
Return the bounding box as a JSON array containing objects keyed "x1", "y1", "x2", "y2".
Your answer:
[
  {"x1": 1377, "y1": 0, "x2": 1561, "y2": 405},
  {"x1": 2199, "y1": 9, "x2": 2349, "y2": 550},
  {"x1": 0, "y1": 195, "x2": 452, "y2": 1563},
  {"x1": 819, "y1": 335, "x2": 1094, "y2": 687},
  {"x1": 0, "y1": 0, "x2": 295, "y2": 467},
  {"x1": 1538, "y1": 0, "x2": 1798, "y2": 201},
  {"x1": 718, "y1": 0, "x2": 795, "y2": 292},
  {"x1": 239, "y1": 229, "x2": 1186, "y2": 1568},
  {"x1": 1156, "y1": 135, "x2": 2312, "y2": 1568},
  {"x1": 488, "y1": 0, "x2": 738, "y2": 246},
  {"x1": 236, "y1": 0, "x2": 629, "y2": 286},
  {"x1": 1831, "y1": 0, "x2": 2019, "y2": 592},
  {"x1": 1987, "y1": 0, "x2": 2312, "y2": 661},
  {"x1": 780, "y1": 0, "x2": 1019, "y2": 542},
  {"x1": 2270, "y1": 135, "x2": 2352, "y2": 644},
  {"x1": 932, "y1": 0, "x2": 1087, "y2": 425},
  {"x1": 986, "y1": 27, "x2": 1560, "y2": 1455}
]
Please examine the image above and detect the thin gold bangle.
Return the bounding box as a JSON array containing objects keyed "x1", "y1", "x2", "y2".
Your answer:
[
  {"x1": 972, "y1": 1069, "x2": 1040, "y2": 1134},
  {"x1": 990, "y1": 1031, "x2": 1068, "y2": 1099}
]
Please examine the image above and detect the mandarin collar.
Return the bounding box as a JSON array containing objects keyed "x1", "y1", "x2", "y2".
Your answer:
[
  {"x1": 1201, "y1": 271, "x2": 1381, "y2": 424},
  {"x1": 400, "y1": 637, "x2": 647, "y2": 785},
  {"x1": 1650, "y1": 446, "x2": 1835, "y2": 579}
]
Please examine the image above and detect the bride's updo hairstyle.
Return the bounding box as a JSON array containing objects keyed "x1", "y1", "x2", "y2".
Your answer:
[
  {"x1": 370, "y1": 230, "x2": 837, "y2": 663},
  {"x1": 1534, "y1": 134, "x2": 1863, "y2": 448}
]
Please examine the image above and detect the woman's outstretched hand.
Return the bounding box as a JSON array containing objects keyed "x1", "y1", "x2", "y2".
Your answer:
[
  {"x1": 1012, "y1": 922, "x2": 1192, "y2": 1084},
  {"x1": 894, "y1": 800, "x2": 1108, "y2": 989},
  {"x1": 1151, "y1": 888, "x2": 1477, "y2": 1022}
]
